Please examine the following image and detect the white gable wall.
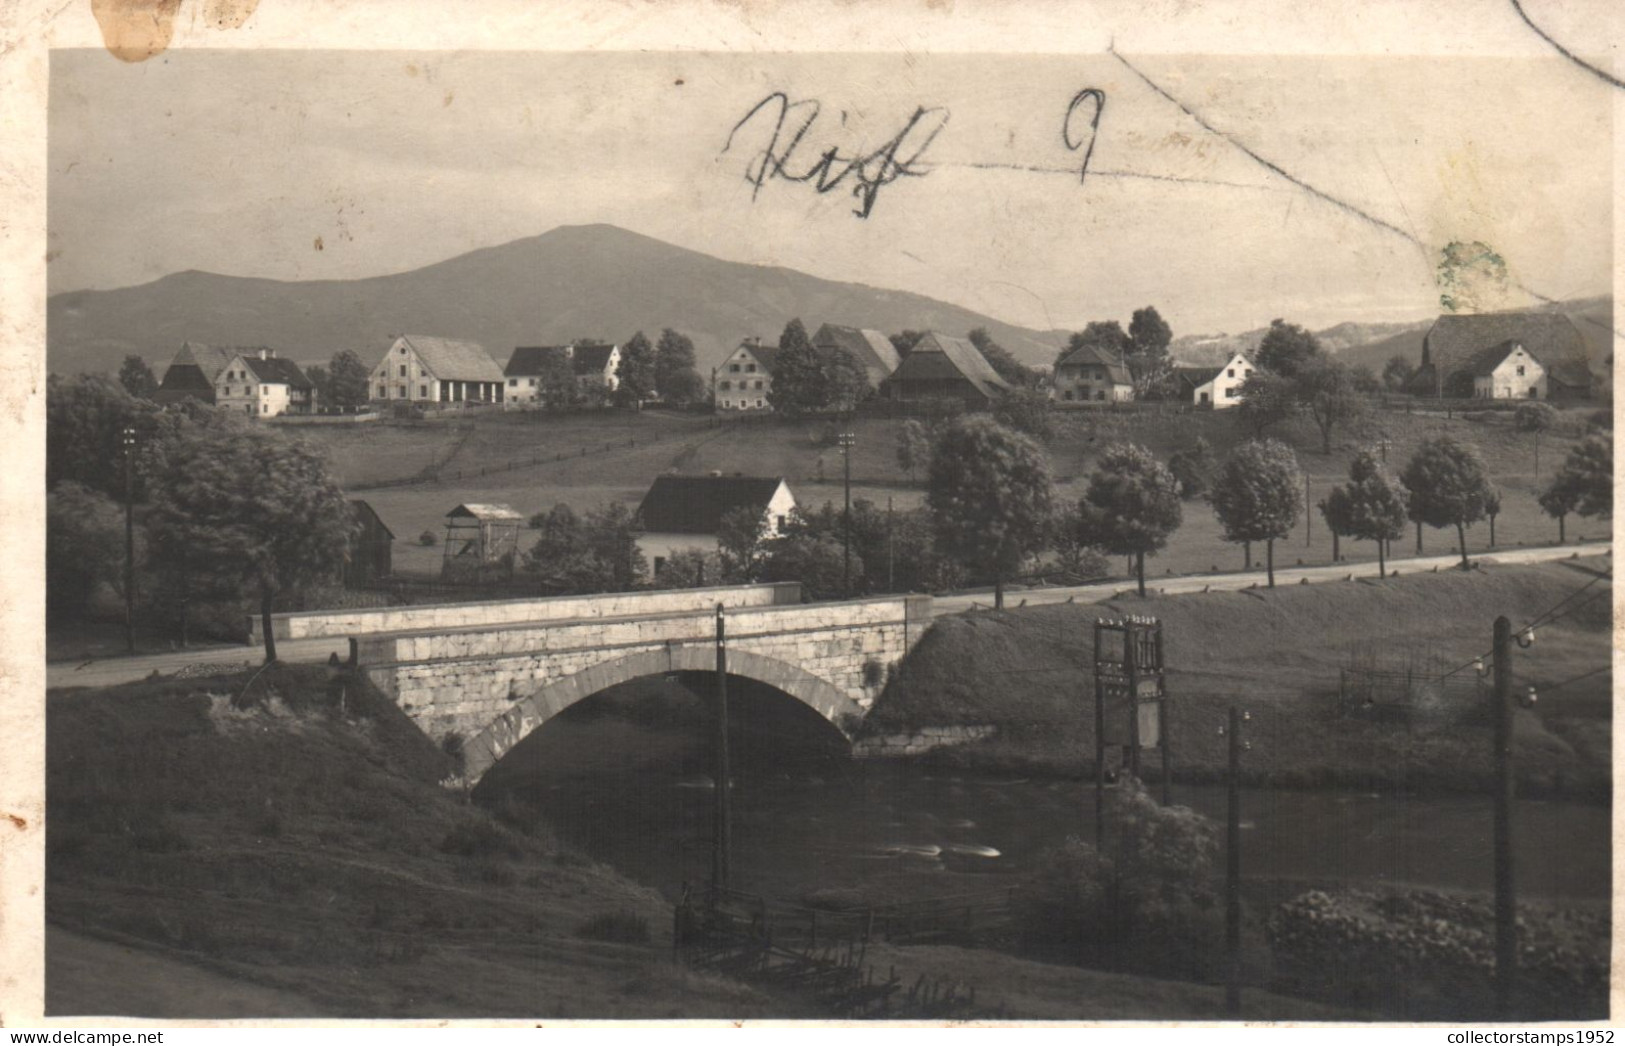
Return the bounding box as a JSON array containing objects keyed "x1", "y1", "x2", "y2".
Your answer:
[
  {"x1": 1475, "y1": 345, "x2": 1546, "y2": 399},
  {"x1": 716, "y1": 345, "x2": 772, "y2": 410}
]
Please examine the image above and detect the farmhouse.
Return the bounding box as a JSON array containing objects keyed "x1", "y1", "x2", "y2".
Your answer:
[
  {"x1": 1052, "y1": 342, "x2": 1133, "y2": 403},
  {"x1": 1461, "y1": 340, "x2": 1546, "y2": 400},
  {"x1": 811, "y1": 323, "x2": 902, "y2": 390},
  {"x1": 342, "y1": 500, "x2": 394, "y2": 587},
  {"x1": 571, "y1": 342, "x2": 621, "y2": 399},
  {"x1": 634, "y1": 474, "x2": 797, "y2": 574},
  {"x1": 504, "y1": 346, "x2": 572, "y2": 407},
  {"x1": 1410, "y1": 311, "x2": 1594, "y2": 399},
  {"x1": 214, "y1": 348, "x2": 316, "y2": 418},
  {"x1": 154, "y1": 341, "x2": 257, "y2": 406},
  {"x1": 1173, "y1": 352, "x2": 1254, "y2": 408},
  {"x1": 878, "y1": 331, "x2": 1010, "y2": 408},
  {"x1": 371, "y1": 335, "x2": 506, "y2": 405},
  {"x1": 715, "y1": 338, "x2": 778, "y2": 411}
]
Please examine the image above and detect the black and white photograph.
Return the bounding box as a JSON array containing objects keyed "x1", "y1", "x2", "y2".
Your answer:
[{"x1": 6, "y1": 0, "x2": 1619, "y2": 1026}]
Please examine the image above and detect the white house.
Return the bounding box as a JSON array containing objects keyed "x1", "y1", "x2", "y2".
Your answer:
[
  {"x1": 370, "y1": 335, "x2": 507, "y2": 405},
  {"x1": 214, "y1": 348, "x2": 316, "y2": 418},
  {"x1": 1052, "y1": 342, "x2": 1133, "y2": 404},
  {"x1": 714, "y1": 338, "x2": 778, "y2": 411},
  {"x1": 571, "y1": 342, "x2": 621, "y2": 399},
  {"x1": 633, "y1": 474, "x2": 797, "y2": 575},
  {"x1": 1466, "y1": 340, "x2": 1546, "y2": 400},
  {"x1": 1175, "y1": 352, "x2": 1255, "y2": 408}
]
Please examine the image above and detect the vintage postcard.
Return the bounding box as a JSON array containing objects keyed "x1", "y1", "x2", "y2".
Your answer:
[{"x1": 2, "y1": 0, "x2": 1619, "y2": 1027}]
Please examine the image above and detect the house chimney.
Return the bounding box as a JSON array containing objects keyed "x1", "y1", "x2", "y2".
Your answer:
[{"x1": 259, "y1": 347, "x2": 272, "y2": 360}]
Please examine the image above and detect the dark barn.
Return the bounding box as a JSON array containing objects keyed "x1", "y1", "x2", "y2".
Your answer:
[{"x1": 342, "y1": 499, "x2": 394, "y2": 586}]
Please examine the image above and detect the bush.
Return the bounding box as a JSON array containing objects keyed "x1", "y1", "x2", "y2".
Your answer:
[
  {"x1": 1586, "y1": 409, "x2": 1612, "y2": 431},
  {"x1": 438, "y1": 818, "x2": 522, "y2": 860},
  {"x1": 1016, "y1": 779, "x2": 1222, "y2": 978},
  {"x1": 419, "y1": 529, "x2": 438, "y2": 547},
  {"x1": 1514, "y1": 401, "x2": 1557, "y2": 432},
  {"x1": 575, "y1": 909, "x2": 651, "y2": 944}
]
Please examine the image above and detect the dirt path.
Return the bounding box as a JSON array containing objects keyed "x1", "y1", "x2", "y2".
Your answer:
[{"x1": 46, "y1": 927, "x2": 327, "y2": 1019}]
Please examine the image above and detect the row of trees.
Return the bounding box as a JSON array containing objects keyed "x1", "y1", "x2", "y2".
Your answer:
[
  {"x1": 613, "y1": 329, "x2": 708, "y2": 408},
  {"x1": 1235, "y1": 319, "x2": 1378, "y2": 454}
]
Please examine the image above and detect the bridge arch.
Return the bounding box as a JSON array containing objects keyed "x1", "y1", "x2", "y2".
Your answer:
[{"x1": 454, "y1": 645, "x2": 864, "y2": 786}]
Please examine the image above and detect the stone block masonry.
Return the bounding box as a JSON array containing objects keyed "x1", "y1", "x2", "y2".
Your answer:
[{"x1": 353, "y1": 592, "x2": 933, "y2": 786}]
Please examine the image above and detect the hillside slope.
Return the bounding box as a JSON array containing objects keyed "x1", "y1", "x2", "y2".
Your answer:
[{"x1": 48, "y1": 224, "x2": 1057, "y2": 377}]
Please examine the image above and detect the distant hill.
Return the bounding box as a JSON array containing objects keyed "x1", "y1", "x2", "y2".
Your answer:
[
  {"x1": 1168, "y1": 319, "x2": 1434, "y2": 369},
  {"x1": 48, "y1": 224, "x2": 1062, "y2": 378}
]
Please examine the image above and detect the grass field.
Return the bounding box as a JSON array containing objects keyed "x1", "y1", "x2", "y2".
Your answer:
[
  {"x1": 293, "y1": 403, "x2": 1609, "y2": 582},
  {"x1": 868, "y1": 556, "x2": 1613, "y2": 797}
]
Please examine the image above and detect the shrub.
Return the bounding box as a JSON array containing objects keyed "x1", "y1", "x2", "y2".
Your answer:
[
  {"x1": 1586, "y1": 409, "x2": 1612, "y2": 431},
  {"x1": 419, "y1": 529, "x2": 438, "y2": 546},
  {"x1": 575, "y1": 909, "x2": 651, "y2": 944},
  {"x1": 438, "y1": 818, "x2": 522, "y2": 860},
  {"x1": 1514, "y1": 401, "x2": 1557, "y2": 432}
]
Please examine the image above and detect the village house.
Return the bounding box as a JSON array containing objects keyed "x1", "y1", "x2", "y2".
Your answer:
[
  {"x1": 1462, "y1": 340, "x2": 1546, "y2": 400},
  {"x1": 877, "y1": 331, "x2": 1009, "y2": 408},
  {"x1": 714, "y1": 338, "x2": 779, "y2": 411},
  {"x1": 1409, "y1": 311, "x2": 1595, "y2": 399},
  {"x1": 811, "y1": 323, "x2": 902, "y2": 391},
  {"x1": 634, "y1": 474, "x2": 797, "y2": 575},
  {"x1": 213, "y1": 348, "x2": 317, "y2": 418},
  {"x1": 153, "y1": 341, "x2": 257, "y2": 406},
  {"x1": 504, "y1": 345, "x2": 571, "y2": 407},
  {"x1": 1172, "y1": 352, "x2": 1254, "y2": 408},
  {"x1": 370, "y1": 334, "x2": 507, "y2": 405},
  {"x1": 1052, "y1": 342, "x2": 1133, "y2": 404},
  {"x1": 572, "y1": 342, "x2": 621, "y2": 399}
]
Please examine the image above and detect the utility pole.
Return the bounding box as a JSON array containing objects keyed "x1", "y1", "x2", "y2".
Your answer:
[
  {"x1": 886, "y1": 495, "x2": 894, "y2": 592},
  {"x1": 121, "y1": 426, "x2": 138, "y2": 655},
  {"x1": 1533, "y1": 429, "x2": 1540, "y2": 481},
  {"x1": 1305, "y1": 473, "x2": 1312, "y2": 547},
  {"x1": 1492, "y1": 615, "x2": 1517, "y2": 1017},
  {"x1": 838, "y1": 431, "x2": 856, "y2": 598},
  {"x1": 712, "y1": 604, "x2": 732, "y2": 892},
  {"x1": 1225, "y1": 705, "x2": 1246, "y2": 1017},
  {"x1": 1092, "y1": 621, "x2": 1106, "y2": 850}
]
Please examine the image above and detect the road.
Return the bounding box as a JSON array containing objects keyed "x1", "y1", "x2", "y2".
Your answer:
[{"x1": 47, "y1": 541, "x2": 1609, "y2": 691}]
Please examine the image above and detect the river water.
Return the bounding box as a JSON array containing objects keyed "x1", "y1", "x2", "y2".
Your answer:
[{"x1": 476, "y1": 679, "x2": 1611, "y2": 907}]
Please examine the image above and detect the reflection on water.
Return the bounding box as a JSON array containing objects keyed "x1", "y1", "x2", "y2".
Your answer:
[{"x1": 476, "y1": 678, "x2": 1610, "y2": 905}]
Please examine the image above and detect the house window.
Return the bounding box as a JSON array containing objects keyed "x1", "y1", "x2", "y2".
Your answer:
[
  {"x1": 1244, "y1": 369, "x2": 1253, "y2": 379},
  {"x1": 1096, "y1": 390, "x2": 1106, "y2": 401},
  {"x1": 746, "y1": 363, "x2": 756, "y2": 373},
  {"x1": 508, "y1": 378, "x2": 517, "y2": 386},
  {"x1": 529, "y1": 378, "x2": 538, "y2": 387},
  {"x1": 719, "y1": 380, "x2": 731, "y2": 391},
  {"x1": 1063, "y1": 390, "x2": 1074, "y2": 401},
  {"x1": 776, "y1": 515, "x2": 787, "y2": 531},
  {"x1": 378, "y1": 385, "x2": 386, "y2": 398},
  {"x1": 262, "y1": 404, "x2": 268, "y2": 414},
  {"x1": 754, "y1": 380, "x2": 763, "y2": 390},
  {"x1": 653, "y1": 556, "x2": 666, "y2": 574},
  {"x1": 1225, "y1": 386, "x2": 1238, "y2": 398},
  {"x1": 756, "y1": 400, "x2": 764, "y2": 408},
  {"x1": 399, "y1": 365, "x2": 407, "y2": 377},
  {"x1": 730, "y1": 364, "x2": 741, "y2": 373},
  {"x1": 1227, "y1": 368, "x2": 1235, "y2": 378},
  {"x1": 1516, "y1": 365, "x2": 1525, "y2": 376},
  {"x1": 419, "y1": 385, "x2": 428, "y2": 398},
  {"x1": 400, "y1": 346, "x2": 407, "y2": 354}
]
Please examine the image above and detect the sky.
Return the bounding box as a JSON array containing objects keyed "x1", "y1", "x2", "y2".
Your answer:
[{"x1": 46, "y1": 48, "x2": 1613, "y2": 337}]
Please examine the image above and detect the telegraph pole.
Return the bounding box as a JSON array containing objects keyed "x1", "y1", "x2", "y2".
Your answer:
[
  {"x1": 712, "y1": 604, "x2": 732, "y2": 892},
  {"x1": 1305, "y1": 473, "x2": 1312, "y2": 547},
  {"x1": 886, "y1": 495, "x2": 895, "y2": 592},
  {"x1": 1225, "y1": 705, "x2": 1245, "y2": 1017},
  {"x1": 1492, "y1": 615, "x2": 1517, "y2": 1016},
  {"x1": 838, "y1": 431, "x2": 856, "y2": 597},
  {"x1": 121, "y1": 426, "x2": 138, "y2": 654},
  {"x1": 1092, "y1": 621, "x2": 1106, "y2": 849}
]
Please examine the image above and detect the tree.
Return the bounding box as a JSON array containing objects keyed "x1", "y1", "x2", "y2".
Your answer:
[
  {"x1": 992, "y1": 386, "x2": 1054, "y2": 440},
  {"x1": 1210, "y1": 438, "x2": 1304, "y2": 587},
  {"x1": 717, "y1": 504, "x2": 770, "y2": 582},
  {"x1": 927, "y1": 415, "x2": 1054, "y2": 609},
  {"x1": 46, "y1": 481, "x2": 132, "y2": 623},
  {"x1": 1254, "y1": 318, "x2": 1321, "y2": 378},
  {"x1": 327, "y1": 349, "x2": 372, "y2": 409},
  {"x1": 524, "y1": 502, "x2": 645, "y2": 591},
  {"x1": 1166, "y1": 437, "x2": 1214, "y2": 500},
  {"x1": 1073, "y1": 443, "x2": 1183, "y2": 597},
  {"x1": 1381, "y1": 354, "x2": 1415, "y2": 392},
  {"x1": 47, "y1": 373, "x2": 168, "y2": 500},
  {"x1": 1127, "y1": 306, "x2": 1175, "y2": 399},
  {"x1": 654, "y1": 329, "x2": 706, "y2": 405},
  {"x1": 614, "y1": 332, "x2": 657, "y2": 408},
  {"x1": 536, "y1": 348, "x2": 582, "y2": 410},
  {"x1": 969, "y1": 328, "x2": 1039, "y2": 389},
  {"x1": 1399, "y1": 435, "x2": 1495, "y2": 569},
  {"x1": 1318, "y1": 486, "x2": 1352, "y2": 566},
  {"x1": 1295, "y1": 357, "x2": 1368, "y2": 454},
  {"x1": 1484, "y1": 486, "x2": 1502, "y2": 548},
  {"x1": 581, "y1": 502, "x2": 647, "y2": 590},
  {"x1": 1514, "y1": 401, "x2": 1556, "y2": 433},
  {"x1": 1058, "y1": 321, "x2": 1132, "y2": 371},
  {"x1": 1234, "y1": 370, "x2": 1297, "y2": 438},
  {"x1": 1327, "y1": 451, "x2": 1408, "y2": 577},
  {"x1": 118, "y1": 355, "x2": 159, "y2": 399},
  {"x1": 1539, "y1": 434, "x2": 1612, "y2": 543},
  {"x1": 823, "y1": 348, "x2": 872, "y2": 413},
  {"x1": 765, "y1": 318, "x2": 828, "y2": 415},
  {"x1": 143, "y1": 419, "x2": 355, "y2": 662},
  {"x1": 759, "y1": 532, "x2": 860, "y2": 601},
  {"x1": 305, "y1": 364, "x2": 332, "y2": 407},
  {"x1": 896, "y1": 419, "x2": 932, "y2": 484},
  {"x1": 1050, "y1": 505, "x2": 1111, "y2": 581},
  {"x1": 889, "y1": 330, "x2": 927, "y2": 357},
  {"x1": 652, "y1": 548, "x2": 723, "y2": 589}
]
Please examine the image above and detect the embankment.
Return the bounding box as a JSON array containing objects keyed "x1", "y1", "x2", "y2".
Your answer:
[{"x1": 865, "y1": 558, "x2": 1612, "y2": 797}]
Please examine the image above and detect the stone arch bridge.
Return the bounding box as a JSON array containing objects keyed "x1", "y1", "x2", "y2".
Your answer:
[{"x1": 320, "y1": 583, "x2": 932, "y2": 786}]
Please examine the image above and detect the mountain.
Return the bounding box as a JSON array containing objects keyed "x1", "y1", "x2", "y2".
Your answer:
[
  {"x1": 48, "y1": 224, "x2": 1063, "y2": 378},
  {"x1": 1167, "y1": 319, "x2": 1435, "y2": 369}
]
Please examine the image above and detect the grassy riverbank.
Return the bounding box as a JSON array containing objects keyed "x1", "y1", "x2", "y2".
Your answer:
[{"x1": 867, "y1": 557, "x2": 1612, "y2": 798}]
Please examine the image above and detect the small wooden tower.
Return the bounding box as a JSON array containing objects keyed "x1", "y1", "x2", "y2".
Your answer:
[
  {"x1": 342, "y1": 499, "x2": 395, "y2": 586},
  {"x1": 441, "y1": 502, "x2": 523, "y2": 582}
]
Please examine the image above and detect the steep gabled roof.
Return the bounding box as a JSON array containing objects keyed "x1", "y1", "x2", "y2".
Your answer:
[
  {"x1": 733, "y1": 340, "x2": 781, "y2": 374},
  {"x1": 1425, "y1": 312, "x2": 1590, "y2": 382},
  {"x1": 812, "y1": 324, "x2": 902, "y2": 383},
  {"x1": 572, "y1": 342, "x2": 617, "y2": 376},
  {"x1": 1056, "y1": 342, "x2": 1133, "y2": 386},
  {"x1": 446, "y1": 503, "x2": 524, "y2": 522},
  {"x1": 506, "y1": 345, "x2": 572, "y2": 377},
  {"x1": 1459, "y1": 339, "x2": 1540, "y2": 378},
  {"x1": 636, "y1": 475, "x2": 790, "y2": 535},
  {"x1": 396, "y1": 335, "x2": 506, "y2": 383},
  {"x1": 242, "y1": 355, "x2": 314, "y2": 389},
  {"x1": 882, "y1": 331, "x2": 1010, "y2": 400},
  {"x1": 350, "y1": 499, "x2": 395, "y2": 540},
  {"x1": 166, "y1": 341, "x2": 257, "y2": 385},
  {"x1": 1172, "y1": 365, "x2": 1223, "y2": 390}
]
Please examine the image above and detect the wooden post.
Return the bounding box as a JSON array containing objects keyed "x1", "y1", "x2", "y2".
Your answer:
[
  {"x1": 1126, "y1": 620, "x2": 1141, "y2": 780},
  {"x1": 1225, "y1": 705, "x2": 1243, "y2": 1017},
  {"x1": 121, "y1": 427, "x2": 137, "y2": 654},
  {"x1": 713, "y1": 605, "x2": 732, "y2": 891},
  {"x1": 1493, "y1": 615, "x2": 1517, "y2": 1016},
  {"x1": 1093, "y1": 621, "x2": 1106, "y2": 849},
  {"x1": 1157, "y1": 624, "x2": 1170, "y2": 806}
]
